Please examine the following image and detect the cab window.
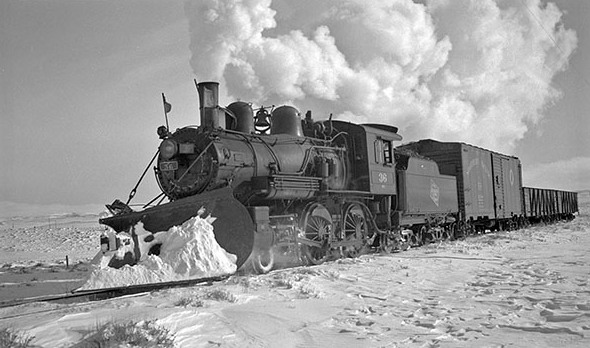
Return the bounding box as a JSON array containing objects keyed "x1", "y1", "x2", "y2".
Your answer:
[
  {"x1": 383, "y1": 140, "x2": 392, "y2": 164},
  {"x1": 374, "y1": 138, "x2": 393, "y2": 165}
]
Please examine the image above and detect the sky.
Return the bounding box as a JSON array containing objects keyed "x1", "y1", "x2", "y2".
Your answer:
[{"x1": 1, "y1": 0, "x2": 589, "y2": 208}]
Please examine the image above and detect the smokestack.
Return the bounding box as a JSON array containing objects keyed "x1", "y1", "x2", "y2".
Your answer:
[{"x1": 197, "y1": 81, "x2": 220, "y2": 129}]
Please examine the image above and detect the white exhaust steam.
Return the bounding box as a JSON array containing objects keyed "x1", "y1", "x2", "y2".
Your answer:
[{"x1": 185, "y1": 0, "x2": 576, "y2": 153}]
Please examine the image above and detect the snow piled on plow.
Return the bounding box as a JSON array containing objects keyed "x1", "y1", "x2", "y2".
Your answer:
[{"x1": 79, "y1": 214, "x2": 237, "y2": 290}]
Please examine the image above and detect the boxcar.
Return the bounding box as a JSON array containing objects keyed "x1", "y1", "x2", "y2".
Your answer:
[{"x1": 397, "y1": 139, "x2": 523, "y2": 229}]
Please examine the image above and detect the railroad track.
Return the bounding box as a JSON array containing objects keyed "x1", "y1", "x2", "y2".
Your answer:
[
  {"x1": 0, "y1": 217, "x2": 574, "y2": 312},
  {"x1": 0, "y1": 274, "x2": 230, "y2": 310}
]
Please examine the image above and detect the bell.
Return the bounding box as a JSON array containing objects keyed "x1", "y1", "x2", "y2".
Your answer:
[{"x1": 254, "y1": 108, "x2": 271, "y2": 128}]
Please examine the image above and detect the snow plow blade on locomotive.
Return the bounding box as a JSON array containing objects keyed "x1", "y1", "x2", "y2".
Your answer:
[
  {"x1": 96, "y1": 81, "x2": 278, "y2": 272},
  {"x1": 99, "y1": 187, "x2": 269, "y2": 270}
]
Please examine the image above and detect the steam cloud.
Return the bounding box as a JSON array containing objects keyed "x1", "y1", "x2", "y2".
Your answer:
[{"x1": 185, "y1": 0, "x2": 577, "y2": 152}]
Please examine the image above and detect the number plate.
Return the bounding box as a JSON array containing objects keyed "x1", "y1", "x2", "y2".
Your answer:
[
  {"x1": 371, "y1": 170, "x2": 394, "y2": 186},
  {"x1": 160, "y1": 161, "x2": 178, "y2": 171}
]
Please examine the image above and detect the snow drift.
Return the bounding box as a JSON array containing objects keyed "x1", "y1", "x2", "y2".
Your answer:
[{"x1": 79, "y1": 214, "x2": 237, "y2": 290}]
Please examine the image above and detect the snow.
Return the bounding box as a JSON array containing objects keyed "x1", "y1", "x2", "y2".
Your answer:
[
  {"x1": 79, "y1": 215, "x2": 237, "y2": 290},
  {"x1": 0, "y1": 192, "x2": 589, "y2": 347}
]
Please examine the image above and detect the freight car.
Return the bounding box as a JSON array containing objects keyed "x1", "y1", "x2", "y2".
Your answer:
[
  {"x1": 522, "y1": 187, "x2": 578, "y2": 223},
  {"x1": 397, "y1": 140, "x2": 524, "y2": 234},
  {"x1": 396, "y1": 139, "x2": 578, "y2": 234},
  {"x1": 99, "y1": 80, "x2": 578, "y2": 274}
]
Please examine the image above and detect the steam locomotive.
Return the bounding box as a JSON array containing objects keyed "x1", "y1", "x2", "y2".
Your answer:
[{"x1": 100, "y1": 81, "x2": 578, "y2": 273}]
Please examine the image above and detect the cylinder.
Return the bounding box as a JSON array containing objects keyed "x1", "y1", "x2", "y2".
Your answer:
[
  {"x1": 270, "y1": 105, "x2": 303, "y2": 136},
  {"x1": 197, "y1": 81, "x2": 220, "y2": 129}
]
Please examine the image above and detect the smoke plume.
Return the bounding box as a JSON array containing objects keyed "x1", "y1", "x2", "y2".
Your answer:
[{"x1": 185, "y1": 0, "x2": 576, "y2": 152}]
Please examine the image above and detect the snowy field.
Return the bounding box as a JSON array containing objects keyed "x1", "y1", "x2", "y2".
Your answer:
[{"x1": 0, "y1": 193, "x2": 589, "y2": 347}]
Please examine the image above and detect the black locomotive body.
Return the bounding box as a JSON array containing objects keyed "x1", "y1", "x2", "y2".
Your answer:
[{"x1": 100, "y1": 81, "x2": 578, "y2": 273}]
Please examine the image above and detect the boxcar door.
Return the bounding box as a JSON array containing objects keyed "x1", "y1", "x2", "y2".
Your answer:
[{"x1": 492, "y1": 154, "x2": 506, "y2": 219}]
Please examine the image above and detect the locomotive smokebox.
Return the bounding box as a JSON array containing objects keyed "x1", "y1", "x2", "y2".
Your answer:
[
  {"x1": 197, "y1": 81, "x2": 220, "y2": 129},
  {"x1": 270, "y1": 105, "x2": 303, "y2": 136}
]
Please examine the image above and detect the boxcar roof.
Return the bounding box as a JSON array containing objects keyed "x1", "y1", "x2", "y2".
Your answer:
[{"x1": 400, "y1": 139, "x2": 519, "y2": 161}]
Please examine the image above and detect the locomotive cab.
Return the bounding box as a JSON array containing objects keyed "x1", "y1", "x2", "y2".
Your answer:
[{"x1": 327, "y1": 121, "x2": 402, "y2": 195}]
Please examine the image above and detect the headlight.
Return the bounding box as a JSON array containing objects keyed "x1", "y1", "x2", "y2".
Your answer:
[{"x1": 159, "y1": 139, "x2": 178, "y2": 159}]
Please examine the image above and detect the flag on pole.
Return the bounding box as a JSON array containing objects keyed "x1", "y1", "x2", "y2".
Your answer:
[{"x1": 162, "y1": 93, "x2": 172, "y2": 114}]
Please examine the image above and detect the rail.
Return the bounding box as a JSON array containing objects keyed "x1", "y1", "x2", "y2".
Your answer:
[{"x1": 0, "y1": 274, "x2": 231, "y2": 311}]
